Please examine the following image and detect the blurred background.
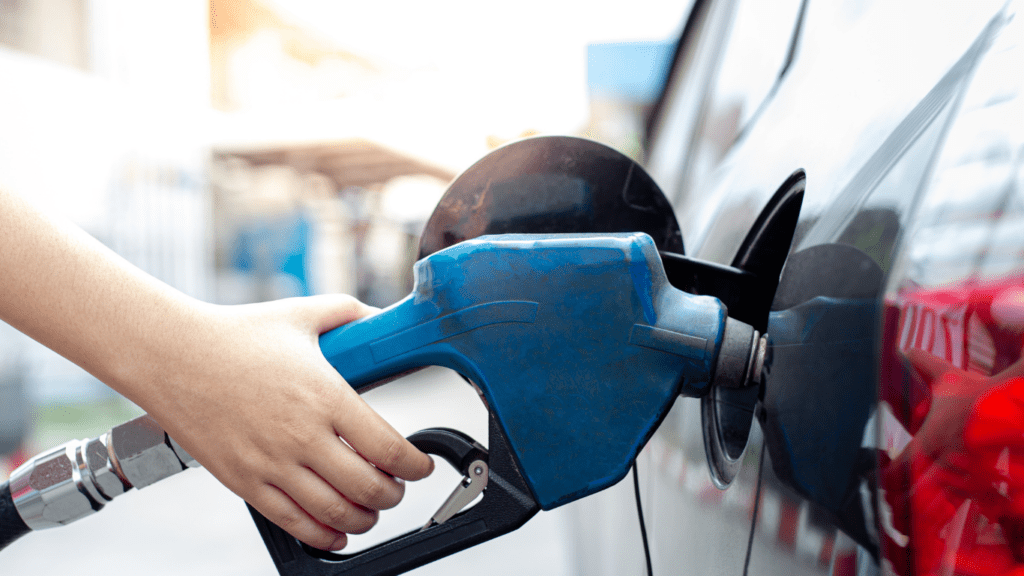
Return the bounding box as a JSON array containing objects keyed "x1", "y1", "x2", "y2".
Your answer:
[{"x1": 0, "y1": 1, "x2": 687, "y2": 573}]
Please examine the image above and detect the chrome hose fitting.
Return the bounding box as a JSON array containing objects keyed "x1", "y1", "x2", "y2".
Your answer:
[{"x1": 8, "y1": 414, "x2": 198, "y2": 530}]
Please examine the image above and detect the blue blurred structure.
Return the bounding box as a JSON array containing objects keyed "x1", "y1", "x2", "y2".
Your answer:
[
  {"x1": 231, "y1": 213, "x2": 313, "y2": 298},
  {"x1": 587, "y1": 40, "x2": 676, "y2": 104},
  {"x1": 584, "y1": 40, "x2": 676, "y2": 158}
]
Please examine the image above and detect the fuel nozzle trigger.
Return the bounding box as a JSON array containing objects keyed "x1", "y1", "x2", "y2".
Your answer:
[
  {"x1": 247, "y1": 416, "x2": 539, "y2": 576},
  {"x1": 407, "y1": 428, "x2": 488, "y2": 531}
]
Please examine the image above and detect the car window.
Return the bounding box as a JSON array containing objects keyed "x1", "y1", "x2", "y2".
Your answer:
[
  {"x1": 700, "y1": 0, "x2": 805, "y2": 144},
  {"x1": 647, "y1": 0, "x2": 804, "y2": 212}
]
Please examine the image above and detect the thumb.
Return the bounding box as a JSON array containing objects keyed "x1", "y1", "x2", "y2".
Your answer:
[{"x1": 295, "y1": 294, "x2": 379, "y2": 334}]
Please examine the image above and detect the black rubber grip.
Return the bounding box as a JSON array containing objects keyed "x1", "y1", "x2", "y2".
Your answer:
[
  {"x1": 0, "y1": 480, "x2": 30, "y2": 551},
  {"x1": 407, "y1": 428, "x2": 487, "y2": 474}
]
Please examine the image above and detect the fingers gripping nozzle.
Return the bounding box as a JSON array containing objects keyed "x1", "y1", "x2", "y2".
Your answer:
[{"x1": 248, "y1": 418, "x2": 539, "y2": 576}]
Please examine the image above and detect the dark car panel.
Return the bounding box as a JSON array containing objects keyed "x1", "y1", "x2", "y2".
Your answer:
[{"x1": 572, "y1": 0, "x2": 1022, "y2": 574}]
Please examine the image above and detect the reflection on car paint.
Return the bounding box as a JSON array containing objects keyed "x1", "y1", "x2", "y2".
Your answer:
[
  {"x1": 876, "y1": 6, "x2": 1024, "y2": 573},
  {"x1": 881, "y1": 279, "x2": 1024, "y2": 576}
]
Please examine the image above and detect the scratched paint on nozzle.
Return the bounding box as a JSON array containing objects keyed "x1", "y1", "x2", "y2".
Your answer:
[{"x1": 318, "y1": 233, "x2": 728, "y2": 510}]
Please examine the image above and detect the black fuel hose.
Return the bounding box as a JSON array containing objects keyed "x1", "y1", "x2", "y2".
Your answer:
[{"x1": 0, "y1": 480, "x2": 30, "y2": 551}]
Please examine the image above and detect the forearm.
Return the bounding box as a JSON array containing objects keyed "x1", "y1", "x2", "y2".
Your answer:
[{"x1": 0, "y1": 188, "x2": 202, "y2": 406}]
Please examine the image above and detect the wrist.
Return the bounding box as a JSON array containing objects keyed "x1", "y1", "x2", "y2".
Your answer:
[{"x1": 101, "y1": 294, "x2": 219, "y2": 414}]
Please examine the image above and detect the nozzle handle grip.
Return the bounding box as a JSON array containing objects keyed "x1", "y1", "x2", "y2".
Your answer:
[
  {"x1": 319, "y1": 295, "x2": 461, "y2": 393},
  {"x1": 319, "y1": 294, "x2": 540, "y2": 395}
]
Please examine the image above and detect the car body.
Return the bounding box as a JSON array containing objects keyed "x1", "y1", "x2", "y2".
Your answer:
[{"x1": 569, "y1": 1, "x2": 1024, "y2": 575}]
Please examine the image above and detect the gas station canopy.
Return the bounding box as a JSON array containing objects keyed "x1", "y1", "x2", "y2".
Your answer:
[{"x1": 213, "y1": 139, "x2": 456, "y2": 189}]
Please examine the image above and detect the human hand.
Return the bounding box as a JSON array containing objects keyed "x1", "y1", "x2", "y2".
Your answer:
[{"x1": 134, "y1": 294, "x2": 434, "y2": 551}]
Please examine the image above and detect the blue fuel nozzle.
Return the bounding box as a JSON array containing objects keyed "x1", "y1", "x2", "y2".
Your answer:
[{"x1": 250, "y1": 232, "x2": 758, "y2": 576}]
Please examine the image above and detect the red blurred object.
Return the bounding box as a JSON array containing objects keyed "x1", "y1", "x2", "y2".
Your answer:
[
  {"x1": 1, "y1": 446, "x2": 28, "y2": 481},
  {"x1": 881, "y1": 278, "x2": 1024, "y2": 576}
]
